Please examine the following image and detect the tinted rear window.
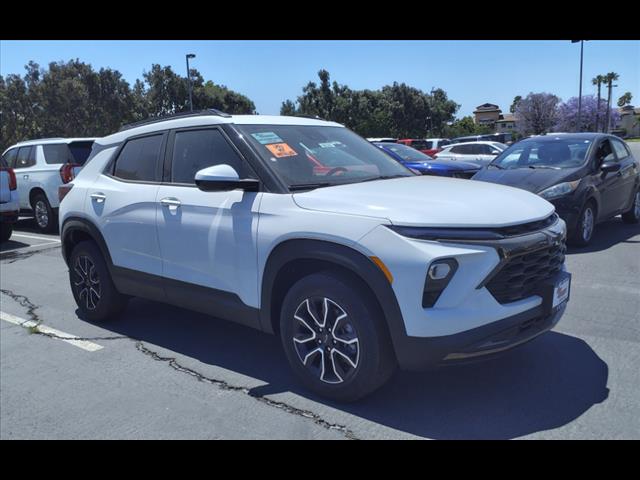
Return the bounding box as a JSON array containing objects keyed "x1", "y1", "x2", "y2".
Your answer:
[
  {"x1": 42, "y1": 142, "x2": 94, "y2": 165},
  {"x1": 113, "y1": 135, "x2": 163, "y2": 182},
  {"x1": 2, "y1": 149, "x2": 18, "y2": 168}
]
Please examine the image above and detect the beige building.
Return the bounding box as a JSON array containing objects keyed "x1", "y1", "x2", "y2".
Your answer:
[
  {"x1": 496, "y1": 113, "x2": 516, "y2": 133},
  {"x1": 473, "y1": 103, "x2": 502, "y2": 126},
  {"x1": 616, "y1": 105, "x2": 640, "y2": 138}
]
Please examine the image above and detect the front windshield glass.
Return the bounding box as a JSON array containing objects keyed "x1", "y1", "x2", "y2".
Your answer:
[
  {"x1": 238, "y1": 125, "x2": 414, "y2": 188},
  {"x1": 380, "y1": 143, "x2": 433, "y2": 162},
  {"x1": 491, "y1": 138, "x2": 593, "y2": 169}
]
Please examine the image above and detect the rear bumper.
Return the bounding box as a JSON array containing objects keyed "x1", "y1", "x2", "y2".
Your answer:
[{"x1": 395, "y1": 299, "x2": 567, "y2": 371}]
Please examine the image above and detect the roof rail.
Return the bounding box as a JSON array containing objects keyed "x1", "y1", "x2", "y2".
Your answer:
[{"x1": 119, "y1": 109, "x2": 232, "y2": 132}]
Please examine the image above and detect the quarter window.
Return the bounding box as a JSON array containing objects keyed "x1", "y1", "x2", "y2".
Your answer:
[
  {"x1": 2, "y1": 148, "x2": 18, "y2": 168},
  {"x1": 113, "y1": 135, "x2": 163, "y2": 182},
  {"x1": 171, "y1": 129, "x2": 246, "y2": 184}
]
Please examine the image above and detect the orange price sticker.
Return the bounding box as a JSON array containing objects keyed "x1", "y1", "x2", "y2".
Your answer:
[{"x1": 266, "y1": 143, "x2": 298, "y2": 158}]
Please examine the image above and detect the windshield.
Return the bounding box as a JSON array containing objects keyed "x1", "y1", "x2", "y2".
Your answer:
[
  {"x1": 491, "y1": 138, "x2": 592, "y2": 169},
  {"x1": 238, "y1": 125, "x2": 414, "y2": 189},
  {"x1": 379, "y1": 143, "x2": 433, "y2": 162}
]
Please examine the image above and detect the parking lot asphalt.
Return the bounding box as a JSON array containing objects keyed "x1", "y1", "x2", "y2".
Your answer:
[{"x1": 1, "y1": 203, "x2": 639, "y2": 439}]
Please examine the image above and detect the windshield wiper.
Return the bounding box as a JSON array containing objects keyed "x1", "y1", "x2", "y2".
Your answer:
[
  {"x1": 528, "y1": 165, "x2": 561, "y2": 170},
  {"x1": 357, "y1": 174, "x2": 410, "y2": 183},
  {"x1": 288, "y1": 182, "x2": 332, "y2": 191}
]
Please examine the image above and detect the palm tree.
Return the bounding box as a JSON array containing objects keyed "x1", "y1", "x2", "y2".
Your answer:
[
  {"x1": 604, "y1": 72, "x2": 620, "y2": 133},
  {"x1": 592, "y1": 75, "x2": 606, "y2": 132}
]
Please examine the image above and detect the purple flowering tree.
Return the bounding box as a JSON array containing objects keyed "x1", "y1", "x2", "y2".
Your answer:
[
  {"x1": 514, "y1": 93, "x2": 561, "y2": 136},
  {"x1": 555, "y1": 95, "x2": 620, "y2": 132}
]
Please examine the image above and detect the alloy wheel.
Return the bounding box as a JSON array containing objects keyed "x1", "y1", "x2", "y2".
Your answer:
[
  {"x1": 292, "y1": 297, "x2": 360, "y2": 384},
  {"x1": 35, "y1": 200, "x2": 49, "y2": 229},
  {"x1": 73, "y1": 255, "x2": 101, "y2": 311},
  {"x1": 582, "y1": 206, "x2": 594, "y2": 242}
]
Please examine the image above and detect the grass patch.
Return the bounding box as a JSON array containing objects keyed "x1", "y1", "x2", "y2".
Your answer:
[
  {"x1": 626, "y1": 137, "x2": 640, "y2": 142},
  {"x1": 27, "y1": 325, "x2": 40, "y2": 334}
]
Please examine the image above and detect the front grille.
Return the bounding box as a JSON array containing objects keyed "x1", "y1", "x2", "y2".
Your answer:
[{"x1": 486, "y1": 242, "x2": 566, "y2": 304}]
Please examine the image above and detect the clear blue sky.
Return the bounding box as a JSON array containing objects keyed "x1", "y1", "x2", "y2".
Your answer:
[{"x1": 1, "y1": 40, "x2": 638, "y2": 117}]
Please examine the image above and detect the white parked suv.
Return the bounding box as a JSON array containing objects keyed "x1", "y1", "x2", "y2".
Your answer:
[
  {"x1": 59, "y1": 111, "x2": 571, "y2": 401},
  {"x1": 435, "y1": 141, "x2": 508, "y2": 167},
  {"x1": 1, "y1": 138, "x2": 95, "y2": 232}
]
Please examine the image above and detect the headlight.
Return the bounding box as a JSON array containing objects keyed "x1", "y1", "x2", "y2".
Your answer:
[{"x1": 538, "y1": 180, "x2": 580, "y2": 200}]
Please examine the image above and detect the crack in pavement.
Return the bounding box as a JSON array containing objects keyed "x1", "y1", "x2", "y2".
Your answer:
[
  {"x1": 135, "y1": 342, "x2": 359, "y2": 440},
  {"x1": 0, "y1": 288, "x2": 359, "y2": 440},
  {"x1": 1, "y1": 288, "x2": 44, "y2": 324}
]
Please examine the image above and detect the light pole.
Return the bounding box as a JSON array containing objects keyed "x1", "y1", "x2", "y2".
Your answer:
[
  {"x1": 572, "y1": 40, "x2": 585, "y2": 132},
  {"x1": 186, "y1": 53, "x2": 196, "y2": 112}
]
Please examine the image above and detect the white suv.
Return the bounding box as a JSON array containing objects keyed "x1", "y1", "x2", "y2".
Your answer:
[
  {"x1": 1, "y1": 138, "x2": 95, "y2": 232},
  {"x1": 59, "y1": 111, "x2": 571, "y2": 401},
  {"x1": 435, "y1": 141, "x2": 507, "y2": 167}
]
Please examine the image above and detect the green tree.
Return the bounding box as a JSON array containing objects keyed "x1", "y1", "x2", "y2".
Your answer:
[
  {"x1": 510, "y1": 95, "x2": 522, "y2": 113},
  {"x1": 617, "y1": 91, "x2": 633, "y2": 107},
  {"x1": 592, "y1": 74, "x2": 606, "y2": 131}
]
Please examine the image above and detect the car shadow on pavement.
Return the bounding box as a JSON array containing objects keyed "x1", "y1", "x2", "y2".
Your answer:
[
  {"x1": 91, "y1": 298, "x2": 610, "y2": 440},
  {"x1": 567, "y1": 217, "x2": 640, "y2": 255},
  {"x1": 0, "y1": 239, "x2": 30, "y2": 252}
]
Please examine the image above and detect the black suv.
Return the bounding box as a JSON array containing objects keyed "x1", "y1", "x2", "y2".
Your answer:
[{"x1": 473, "y1": 133, "x2": 640, "y2": 246}]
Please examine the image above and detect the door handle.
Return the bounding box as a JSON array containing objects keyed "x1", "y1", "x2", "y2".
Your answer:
[
  {"x1": 23, "y1": 174, "x2": 29, "y2": 180},
  {"x1": 90, "y1": 192, "x2": 106, "y2": 203},
  {"x1": 160, "y1": 197, "x2": 181, "y2": 209}
]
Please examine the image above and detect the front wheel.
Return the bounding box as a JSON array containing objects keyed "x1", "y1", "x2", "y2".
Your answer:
[
  {"x1": 621, "y1": 189, "x2": 640, "y2": 224},
  {"x1": 280, "y1": 272, "x2": 396, "y2": 402},
  {"x1": 69, "y1": 241, "x2": 128, "y2": 322},
  {"x1": 569, "y1": 202, "x2": 596, "y2": 247}
]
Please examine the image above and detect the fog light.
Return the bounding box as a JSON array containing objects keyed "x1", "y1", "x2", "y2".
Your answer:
[
  {"x1": 428, "y1": 262, "x2": 451, "y2": 280},
  {"x1": 423, "y1": 258, "x2": 458, "y2": 308}
]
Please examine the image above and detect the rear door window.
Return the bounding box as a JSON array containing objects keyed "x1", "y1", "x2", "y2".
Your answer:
[
  {"x1": 14, "y1": 146, "x2": 35, "y2": 169},
  {"x1": 113, "y1": 135, "x2": 163, "y2": 182}
]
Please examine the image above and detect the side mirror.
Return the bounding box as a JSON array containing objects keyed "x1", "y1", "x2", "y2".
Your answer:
[
  {"x1": 490, "y1": 150, "x2": 501, "y2": 155},
  {"x1": 601, "y1": 162, "x2": 621, "y2": 174},
  {"x1": 195, "y1": 164, "x2": 260, "y2": 192}
]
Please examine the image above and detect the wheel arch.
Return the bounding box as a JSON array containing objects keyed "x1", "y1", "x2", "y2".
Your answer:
[
  {"x1": 29, "y1": 187, "x2": 48, "y2": 208},
  {"x1": 260, "y1": 239, "x2": 406, "y2": 358},
  {"x1": 61, "y1": 216, "x2": 113, "y2": 270}
]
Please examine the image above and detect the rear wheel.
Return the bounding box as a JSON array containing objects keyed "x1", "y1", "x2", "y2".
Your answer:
[
  {"x1": 279, "y1": 272, "x2": 396, "y2": 402},
  {"x1": 621, "y1": 189, "x2": 640, "y2": 224},
  {"x1": 0, "y1": 224, "x2": 12, "y2": 243},
  {"x1": 32, "y1": 193, "x2": 56, "y2": 233},
  {"x1": 69, "y1": 241, "x2": 128, "y2": 322},
  {"x1": 569, "y1": 201, "x2": 596, "y2": 247}
]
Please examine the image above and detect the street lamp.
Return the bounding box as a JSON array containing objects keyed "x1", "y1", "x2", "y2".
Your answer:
[
  {"x1": 186, "y1": 53, "x2": 196, "y2": 112},
  {"x1": 572, "y1": 40, "x2": 585, "y2": 132}
]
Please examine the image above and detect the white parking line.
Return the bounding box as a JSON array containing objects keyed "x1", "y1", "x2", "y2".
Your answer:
[
  {"x1": 12, "y1": 233, "x2": 61, "y2": 242},
  {"x1": 0, "y1": 311, "x2": 103, "y2": 352},
  {"x1": 0, "y1": 242, "x2": 61, "y2": 254}
]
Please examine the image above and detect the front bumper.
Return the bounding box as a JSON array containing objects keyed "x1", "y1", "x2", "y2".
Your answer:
[
  {"x1": 550, "y1": 198, "x2": 581, "y2": 233},
  {"x1": 393, "y1": 275, "x2": 568, "y2": 371}
]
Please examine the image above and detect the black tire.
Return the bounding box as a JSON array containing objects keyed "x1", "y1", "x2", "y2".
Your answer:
[
  {"x1": 279, "y1": 271, "x2": 396, "y2": 402},
  {"x1": 31, "y1": 192, "x2": 56, "y2": 233},
  {"x1": 0, "y1": 223, "x2": 12, "y2": 243},
  {"x1": 621, "y1": 188, "x2": 640, "y2": 224},
  {"x1": 68, "y1": 240, "x2": 128, "y2": 322},
  {"x1": 569, "y1": 201, "x2": 596, "y2": 247}
]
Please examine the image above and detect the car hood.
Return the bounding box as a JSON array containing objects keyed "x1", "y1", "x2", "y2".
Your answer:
[
  {"x1": 473, "y1": 166, "x2": 577, "y2": 193},
  {"x1": 292, "y1": 175, "x2": 554, "y2": 227}
]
